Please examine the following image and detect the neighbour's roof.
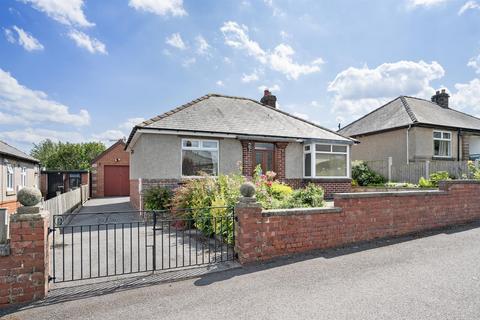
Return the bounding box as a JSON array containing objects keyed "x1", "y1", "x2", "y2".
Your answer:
[
  {"x1": 0, "y1": 140, "x2": 39, "y2": 163},
  {"x1": 338, "y1": 96, "x2": 480, "y2": 137},
  {"x1": 91, "y1": 139, "x2": 126, "y2": 164},
  {"x1": 126, "y1": 94, "x2": 354, "y2": 147}
]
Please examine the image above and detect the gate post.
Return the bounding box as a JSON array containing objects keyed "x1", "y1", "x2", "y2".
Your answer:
[
  {"x1": 234, "y1": 183, "x2": 262, "y2": 264},
  {"x1": 387, "y1": 157, "x2": 393, "y2": 182},
  {"x1": 0, "y1": 187, "x2": 50, "y2": 307}
]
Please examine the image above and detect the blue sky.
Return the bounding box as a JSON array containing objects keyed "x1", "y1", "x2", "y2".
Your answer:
[{"x1": 1, "y1": 0, "x2": 480, "y2": 152}]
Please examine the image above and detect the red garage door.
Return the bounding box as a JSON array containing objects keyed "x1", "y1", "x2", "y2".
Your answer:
[{"x1": 104, "y1": 165, "x2": 130, "y2": 197}]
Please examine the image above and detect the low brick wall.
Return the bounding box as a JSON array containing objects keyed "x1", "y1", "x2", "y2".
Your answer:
[
  {"x1": 0, "y1": 212, "x2": 49, "y2": 307},
  {"x1": 235, "y1": 180, "x2": 480, "y2": 264},
  {"x1": 282, "y1": 178, "x2": 351, "y2": 198}
]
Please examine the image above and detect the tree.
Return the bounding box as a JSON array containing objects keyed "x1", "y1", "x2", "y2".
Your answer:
[{"x1": 31, "y1": 139, "x2": 106, "y2": 170}]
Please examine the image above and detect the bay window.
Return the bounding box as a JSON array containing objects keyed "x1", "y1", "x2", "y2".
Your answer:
[
  {"x1": 181, "y1": 139, "x2": 219, "y2": 177},
  {"x1": 21, "y1": 167, "x2": 27, "y2": 187},
  {"x1": 304, "y1": 143, "x2": 349, "y2": 178},
  {"x1": 433, "y1": 130, "x2": 451, "y2": 157}
]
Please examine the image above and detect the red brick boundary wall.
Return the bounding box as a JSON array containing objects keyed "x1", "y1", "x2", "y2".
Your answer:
[
  {"x1": 0, "y1": 212, "x2": 49, "y2": 307},
  {"x1": 282, "y1": 178, "x2": 351, "y2": 198},
  {"x1": 235, "y1": 180, "x2": 480, "y2": 264}
]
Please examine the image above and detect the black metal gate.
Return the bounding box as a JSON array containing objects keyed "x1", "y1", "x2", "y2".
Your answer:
[{"x1": 49, "y1": 208, "x2": 235, "y2": 283}]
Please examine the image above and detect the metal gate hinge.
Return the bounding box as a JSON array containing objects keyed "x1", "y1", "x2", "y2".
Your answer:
[
  {"x1": 48, "y1": 275, "x2": 55, "y2": 283},
  {"x1": 48, "y1": 227, "x2": 56, "y2": 235}
]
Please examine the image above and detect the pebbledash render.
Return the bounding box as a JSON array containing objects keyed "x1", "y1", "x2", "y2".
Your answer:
[{"x1": 125, "y1": 93, "x2": 356, "y2": 209}]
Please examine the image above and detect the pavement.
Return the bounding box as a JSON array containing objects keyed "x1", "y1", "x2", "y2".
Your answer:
[{"x1": 3, "y1": 221, "x2": 480, "y2": 319}]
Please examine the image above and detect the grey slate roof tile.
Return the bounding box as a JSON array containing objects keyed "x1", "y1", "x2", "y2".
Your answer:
[
  {"x1": 0, "y1": 140, "x2": 38, "y2": 163},
  {"x1": 129, "y1": 94, "x2": 353, "y2": 144}
]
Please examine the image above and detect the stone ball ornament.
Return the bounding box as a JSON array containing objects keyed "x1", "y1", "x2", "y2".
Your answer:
[
  {"x1": 17, "y1": 187, "x2": 42, "y2": 207},
  {"x1": 240, "y1": 182, "x2": 256, "y2": 198}
]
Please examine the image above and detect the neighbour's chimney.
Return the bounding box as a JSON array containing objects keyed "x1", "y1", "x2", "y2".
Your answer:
[
  {"x1": 431, "y1": 89, "x2": 450, "y2": 109},
  {"x1": 260, "y1": 89, "x2": 277, "y2": 108}
]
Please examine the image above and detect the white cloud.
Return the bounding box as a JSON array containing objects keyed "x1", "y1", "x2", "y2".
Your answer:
[
  {"x1": 451, "y1": 78, "x2": 480, "y2": 114},
  {"x1": 4, "y1": 26, "x2": 44, "y2": 51},
  {"x1": 328, "y1": 60, "x2": 445, "y2": 118},
  {"x1": 221, "y1": 21, "x2": 324, "y2": 79},
  {"x1": 0, "y1": 112, "x2": 28, "y2": 125},
  {"x1": 129, "y1": 0, "x2": 187, "y2": 17},
  {"x1": 263, "y1": 0, "x2": 284, "y2": 16},
  {"x1": 68, "y1": 29, "x2": 107, "y2": 54},
  {"x1": 406, "y1": 0, "x2": 448, "y2": 8},
  {"x1": 458, "y1": 1, "x2": 480, "y2": 14},
  {"x1": 20, "y1": 0, "x2": 94, "y2": 27},
  {"x1": 0, "y1": 68, "x2": 90, "y2": 126},
  {"x1": 4, "y1": 28, "x2": 15, "y2": 43},
  {"x1": 241, "y1": 70, "x2": 260, "y2": 83},
  {"x1": 279, "y1": 30, "x2": 290, "y2": 39},
  {"x1": 216, "y1": 80, "x2": 225, "y2": 87},
  {"x1": 258, "y1": 84, "x2": 280, "y2": 92},
  {"x1": 182, "y1": 57, "x2": 196, "y2": 67},
  {"x1": 468, "y1": 54, "x2": 480, "y2": 73},
  {"x1": 292, "y1": 112, "x2": 309, "y2": 120},
  {"x1": 0, "y1": 128, "x2": 85, "y2": 144},
  {"x1": 166, "y1": 33, "x2": 187, "y2": 50},
  {"x1": 91, "y1": 129, "x2": 125, "y2": 142},
  {"x1": 195, "y1": 35, "x2": 210, "y2": 56},
  {"x1": 120, "y1": 117, "x2": 145, "y2": 131}
]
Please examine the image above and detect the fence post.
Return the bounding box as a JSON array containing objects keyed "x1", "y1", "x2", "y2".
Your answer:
[
  {"x1": 0, "y1": 208, "x2": 7, "y2": 244},
  {"x1": 387, "y1": 157, "x2": 392, "y2": 182},
  {"x1": 425, "y1": 160, "x2": 430, "y2": 178}
]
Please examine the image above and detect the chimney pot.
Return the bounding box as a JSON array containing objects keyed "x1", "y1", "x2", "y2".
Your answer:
[
  {"x1": 431, "y1": 88, "x2": 450, "y2": 109},
  {"x1": 260, "y1": 89, "x2": 277, "y2": 108}
]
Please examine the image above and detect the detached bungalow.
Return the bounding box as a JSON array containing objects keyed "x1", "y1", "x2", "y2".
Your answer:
[{"x1": 125, "y1": 93, "x2": 355, "y2": 208}]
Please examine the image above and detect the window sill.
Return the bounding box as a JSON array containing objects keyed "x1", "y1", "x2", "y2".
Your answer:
[
  {"x1": 6, "y1": 190, "x2": 15, "y2": 196},
  {"x1": 432, "y1": 156, "x2": 454, "y2": 161}
]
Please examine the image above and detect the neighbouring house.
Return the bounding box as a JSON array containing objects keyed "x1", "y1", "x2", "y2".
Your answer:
[
  {"x1": 125, "y1": 93, "x2": 356, "y2": 209},
  {"x1": 40, "y1": 170, "x2": 89, "y2": 200},
  {"x1": 0, "y1": 140, "x2": 40, "y2": 213},
  {"x1": 338, "y1": 89, "x2": 480, "y2": 168},
  {"x1": 91, "y1": 139, "x2": 130, "y2": 197}
]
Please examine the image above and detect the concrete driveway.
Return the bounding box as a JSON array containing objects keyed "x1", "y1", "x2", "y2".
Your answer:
[{"x1": 5, "y1": 221, "x2": 480, "y2": 319}]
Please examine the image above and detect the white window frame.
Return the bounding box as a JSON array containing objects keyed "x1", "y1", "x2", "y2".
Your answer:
[
  {"x1": 433, "y1": 130, "x2": 452, "y2": 158},
  {"x1": 6, "y1": 164, "x2": 14, "y2": 191},
  {"x1": 303, "y1": 143, "x2": 350, "y2": 179},
  {"x1": 21, "y1": 167, "x2": 27, "y2": 187},
  {"x1": 181, "y1": 138, "x2": 219, "y2": 177}
]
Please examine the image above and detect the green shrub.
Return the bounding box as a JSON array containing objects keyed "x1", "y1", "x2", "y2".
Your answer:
[
  {"x1": 269, "y1": 182, "x2": 293, "y2": 200},
  {"x1": 284, "y1": 183, "x2": 324, "y2": 208},
  {"x1": 351, "y1": 161, "x2": 386, "y2": 186},
  {"x1": 143, "y1": 186, "x2": 173, "y2": 210},
  {"x1": 429, "y1": 171, "x2": 451, "y2": 187},
  {"x1": 418, "y1": 177, "x2": 434, "y2": 188}
]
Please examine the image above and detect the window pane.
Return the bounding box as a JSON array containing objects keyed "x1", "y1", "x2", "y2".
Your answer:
[
  {"x1": 433, "y1": 132, "x2": 441, "y2": 139},
  {"x1": 255, "y1": 143, "x2": 274, "y2": 150},
  {"x1": 434, "y1": 140, "x2": 450, "y2": 156},
  {"x1": 255, "y1": 152, "x2": 263, "y2": 171},
  {"x1": 442, "y1": 132, "x2": 451, "y2": 140},
  {"x1": 315, "y1": 144, "x2": 331, "y2": 152},
  {"x1": 182, "y1": 150, "x2": 218, "y2": 176},
  {"x1": 202, "y1": 141, "x2": 218, "y2": 149},
  {"x1": 266, "y1": 152, "x2": 273, "y2": 171},
  {"x1": 304, "y1": 145, "x2": 310, "y2": 151},
  {"x1": 182, "y1": 140, "x2": 199, "y2": 148},
  {"x1": 332, "y1": 145, "x2": 347, "y2": 153},
  {"x1": 315, "y1": 153, "x2": 347, "y2": 177},
  {"x1": 304, "y1": 153, "x2": 311, "y2": 177}
]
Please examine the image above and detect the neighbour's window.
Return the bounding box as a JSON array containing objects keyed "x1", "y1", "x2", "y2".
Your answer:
[
  {"x1": 21, "y1": 167, "x2": 26, "y2": 187},
  {"x1": 69, "y1": 173, "x2": 81, "y2": 189},
  {"x1": 181, "y1": 139, "x2": 219, "y2": 176},
  {"x1": 6, "y1": 164, "x2": 14, "y2": 190},
  {"x1": 433, "y1": 130, "x2": 451, "y2": 157},
  {"x1": 303, "y1": 143, "x2": 349, "y2": 178}
]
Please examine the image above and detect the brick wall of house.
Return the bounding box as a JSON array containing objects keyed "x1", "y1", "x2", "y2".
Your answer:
[
  {"x1": 274, "y1": 142, "x2": 288, "y2": 179},
  {"x1": 130, "y1": 179, "x2": 140, "y2": 210},
  {"x1": 462, "y1": 134, "x2": 470, "y2": 161},
  {"x1": 235, "y1": 180, "x2": 480, "y2": 264},
  {"x1": 0, "y1": 200, "x2": 19, "y2": 214},
  {"x1": 92, "y1": 141, "x2": 129, "y2": 198},
  {"x1": 240, "y1": 140, "x2": 254, "y2": 177},
  {"x1": 0, "y1": 213, "x2": 49, "y2": 306}
]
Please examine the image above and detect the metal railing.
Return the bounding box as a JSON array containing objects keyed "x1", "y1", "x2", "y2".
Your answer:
[{"x1": 50, "y1": 207, "x2": 235, "y2": 283}]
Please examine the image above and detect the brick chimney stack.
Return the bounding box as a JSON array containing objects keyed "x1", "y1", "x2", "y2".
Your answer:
[
  {"x1": 431, "y1": 89, "x2": 450, "y2": 109},
  {"x1": 260, "y1": 89, "x2": 277, "y2": 108}
]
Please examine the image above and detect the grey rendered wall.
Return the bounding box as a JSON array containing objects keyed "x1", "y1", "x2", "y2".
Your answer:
[
  {"x1": 0, "y1": 157, "x2": 38, "y2": 204},
  {"x1": 285, "y1": 142, "x2": 303, "y2": 179},
  {"x1": 130, "y1": 133, "x2": 242, "y2": 179},
  {"x1": 411, "y1": 127, "x2": 460, "y2": 161}
]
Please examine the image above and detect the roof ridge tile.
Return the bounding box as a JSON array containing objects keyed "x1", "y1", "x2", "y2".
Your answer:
[{"x1": 400, "y1": 96, "x2": 418, "y2": 123}]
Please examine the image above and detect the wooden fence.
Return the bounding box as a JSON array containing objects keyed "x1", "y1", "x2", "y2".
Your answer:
[
  {"x1": 42, "y1": 184, "x2": 89, "y2": 222},
  {"x1": 364, "y1": 158, "x2": 475, "y2": 184}
]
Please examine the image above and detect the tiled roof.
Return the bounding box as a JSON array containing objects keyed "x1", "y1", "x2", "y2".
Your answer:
[
  {"x1": 338, "y1": 96, "x2": 480, "y2": 137},
  {"x1": 127, "y1": 94, "x2": 354, "y2": 146},
  {"x1": 0, "y1": 140, "x2": 39, "y2": 163}
]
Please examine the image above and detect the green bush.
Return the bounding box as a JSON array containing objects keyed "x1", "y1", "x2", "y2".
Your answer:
[
  {"x1": 285, "y1": 183, "x2": 324, "y2": 208},
  {"x1": 418, "y1": 177, "x2": 434, "y2": 188},
  {"x1": 143, "y1": 186, "x2": 173, "y2": 210},
  {"x1": 429, "y1": 171, "x2": 451, "y2": 187},
  {"x1": 351, "y1": 161, "x2": 387, "y2": 186}
]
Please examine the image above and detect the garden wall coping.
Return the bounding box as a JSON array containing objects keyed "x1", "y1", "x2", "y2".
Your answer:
[{"x1": 334, "y1": 190, "x2": 448, "y2": 199}]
